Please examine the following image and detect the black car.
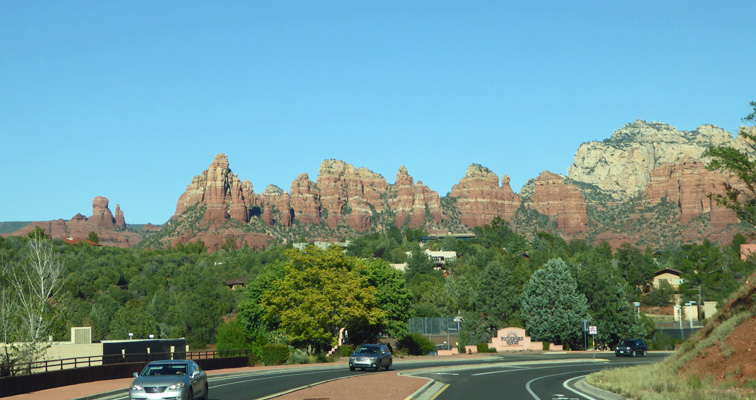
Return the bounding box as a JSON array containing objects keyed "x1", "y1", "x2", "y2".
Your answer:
[
  {"x1": 349, "y1": 344, "x2": 392, "y2": 371},
  {"x1": 615, "y1": 339, "x2": 647, "y2": 357}
]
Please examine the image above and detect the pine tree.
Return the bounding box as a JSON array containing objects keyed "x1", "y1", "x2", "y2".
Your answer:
[{"x1": 521, "y1": 258, "x2": 588, "y2": 348}]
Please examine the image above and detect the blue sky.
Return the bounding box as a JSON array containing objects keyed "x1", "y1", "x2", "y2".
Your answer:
[{"x1": 2, "y1": 1, "x2": 755, "y2": 224}]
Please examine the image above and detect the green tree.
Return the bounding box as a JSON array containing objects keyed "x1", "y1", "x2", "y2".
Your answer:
[
  {"x1": 704, "y1": 101, "x2": 756, "y2": 226},
  {"x1": 108, "y1": 301, "x2": 157, "y2": 340},
  {"x1": 362, "y1": 259, "x2": 412, "y2": 339},
  {"x1": 221, "y1": 237, "x2": 237, "y2": 252},
  {"x1": 262, "y1": 247, "x2": 386, "y2": 352},
  {"x1": 215, "y1": 319, "x2": 255, "y2": 355},
  {"x1": 474, "y1": 260, "x2": 522, "y2": 336},
  {"x1": 521, "y1": 258, "x2": 588, "y2": 348},
  {"x1": 615, "y1": 244, "x2": 656, "y2": 294},
  {"x1": 27, "y1": 226, "x2": 50, "y2": 240},
  {"x1": 87, "y1": 231, "x2": 100, "y2": 244}
]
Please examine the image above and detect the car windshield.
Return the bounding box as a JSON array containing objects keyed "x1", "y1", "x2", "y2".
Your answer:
[
  {"x1": 620, "y1": 340, "x2": 636, "y2": 347},
  {"x1": 142, "y1": 364, "x2": 188, "y2": 376},
  {"x1": 356, "y1": 346, "x2": 379, "y2": 355}
]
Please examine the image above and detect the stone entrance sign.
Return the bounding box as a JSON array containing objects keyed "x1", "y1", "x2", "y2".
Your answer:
[{"x1": 465, "y1": 327, "x2": 563, "y2": 353}]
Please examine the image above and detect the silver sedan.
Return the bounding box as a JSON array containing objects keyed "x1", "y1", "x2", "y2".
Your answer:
[{"x1": 129, "y1": 360, "x2": 208, "y2": 400}]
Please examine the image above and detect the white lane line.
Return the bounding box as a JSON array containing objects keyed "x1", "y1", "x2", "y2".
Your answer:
[
  {"x1": 563, "y1": 375, "x2": 598, "y2": 400},
  {"x1": 525, "y1": 369, "x2": 600, "y2": 400}
]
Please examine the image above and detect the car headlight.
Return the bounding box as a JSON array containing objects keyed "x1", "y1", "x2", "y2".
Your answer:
[
  {"x1": 131, "y1": 384, "x2": 143, "y2": 391},
  {"x1": 168, "y1": 382, "x2": 186, "y2": 390}
]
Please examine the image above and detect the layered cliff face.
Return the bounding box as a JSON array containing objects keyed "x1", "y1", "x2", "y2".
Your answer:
[
  {"x1": 567, "y1": 121, "x2": 750, "y2": 200},
  {"x1": 171, "y1": 156, "x2": 444, "y2": 239},
  {"x1": 644, "y1": 160, "x2": 740, "y2": 227},
  {"x1": 529, "y1": 171, "x2": 588, "y2": 234},
  {"x1": 389, "y1": 166, "x2": 442, "y2": 228},
  {"x1": 449, "y1": 164, "x2": 521, "y2": 227},
  {"x1": 10, "y1": 121, "x2": 751, "y2": 252}
]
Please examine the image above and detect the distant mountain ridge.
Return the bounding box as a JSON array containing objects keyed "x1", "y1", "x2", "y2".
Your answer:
[{"x1": 6, "y1": 121, "x2": 755, "y2": 251}]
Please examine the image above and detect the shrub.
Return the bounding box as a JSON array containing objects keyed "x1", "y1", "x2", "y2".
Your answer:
[
  {"x1": 339, "y1": 345, "x2": 354, "y2": 357},
  {"x1": 247, "y1": 352, "x2": 259, "y2": 366},
  {"x1": 397, "y1": 333, "x2": 436, "y2": 355},
  {"x1": 313, "y1": 352, "x2": 328, "y2": 363},
  {"x1": 542, "y1": 342, "x2": 550, "y2": 351},
  {"x1": 287, "y1": 348, "x2": 310, "y2": 364},
  {"x1": 476, "y1": 343, "x2": 497, "y2": 353},
  {"x1": 260, "y1": 344, "x2": 290, "y2": 366}
]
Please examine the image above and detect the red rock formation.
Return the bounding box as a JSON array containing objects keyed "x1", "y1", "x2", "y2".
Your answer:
[
  {"x1": 71, "y1": 213, "x2": 87, "y2": 222},
  {"x1": 449, "y1": 164, "x2": 522, "y2": 227},
  {"x1": 290, "y1": 173, "x2": 321, "y2": 224},
  {"x1": 261, "y1": 205, "x2": 273, "y2": 226},
  {"x1": 389, "y1": 166, "x2": 443, "y2": 228},
  {"x1": 316, "y1": 160, "x2": 389, "y2": 230},
  {"x1": 115, "y1": 204, "x2": 126, "y2": 229},
  {"x1": 174, "y1": 154, "x2": 266, "y2": 225},
  {"x1": 644, "y1": 160, "x2": 740, "y2": 227},
  {"x1": 529, "y1": 171, "x2": 588, "y2": 234},
  {"x1": 142, "y1": 223, "x2": 161, "y2": 231},
  {"x1": 90, "y1": 196, "x2": 116, "y2": 228},
  {"x1": 9, "y1": 199, "x2": 141, "y2": 248}
]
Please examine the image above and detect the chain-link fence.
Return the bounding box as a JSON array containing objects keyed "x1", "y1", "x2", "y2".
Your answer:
[{"x1": 408, "y1": 317, "x2": 461, "y2": 350}]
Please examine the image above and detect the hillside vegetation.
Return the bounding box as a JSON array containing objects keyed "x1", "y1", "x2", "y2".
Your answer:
[{"x1": 587, "y1": 272, "x2": 756, "y2": 399}]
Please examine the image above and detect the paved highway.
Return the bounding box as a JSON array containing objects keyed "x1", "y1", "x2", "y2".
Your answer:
[
  {"x1": 410, "y1": 353, "x2": 666, "y2": 400},
  {"x1": 92, "y1": 353, "x2": 665, "y2": 400}
]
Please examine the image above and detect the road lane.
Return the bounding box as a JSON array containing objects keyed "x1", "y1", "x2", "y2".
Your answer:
[{"x1": 412, "y1": 355, "x2": 663, "y2": 400}]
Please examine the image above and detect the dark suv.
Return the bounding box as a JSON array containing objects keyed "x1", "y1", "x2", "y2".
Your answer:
[{"x1": 615, "y1": 339, "x2": 647, "y2": 357}]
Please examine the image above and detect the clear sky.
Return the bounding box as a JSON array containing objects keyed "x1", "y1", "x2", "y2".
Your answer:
[{"x1": 2, "y1": 1, "x2": 755, "y2": 224}]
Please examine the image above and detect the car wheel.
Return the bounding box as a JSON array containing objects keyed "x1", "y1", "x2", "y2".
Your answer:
[
  {"x1": 203, "y1": 383, "x2": 209, "y2": 400},
  {"x1": 643, "y1": 350, "x2": 647, "y2": 357},
  {"x1": 349, "y1": 366, "x2": 355, "y2": 371},
  {"x1": 188, "y1": 388, "x2": 194, "y2": 400},
  {"x1": 374, "y1": 364, "x2": 381, "y2": 372},
  {"x1": 631, "y1": 350, "x2": 636, "y2": 357},
  {"x1": 385, "y1": 360, "x2": 392, "y2": 371}
]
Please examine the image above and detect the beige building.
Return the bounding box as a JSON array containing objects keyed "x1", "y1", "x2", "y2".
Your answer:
[{"x1": 652, "y1": 268, "x2": 684, "y2": 290}]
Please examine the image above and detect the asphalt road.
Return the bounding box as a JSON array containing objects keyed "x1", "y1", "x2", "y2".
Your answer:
[
  {"x1": 410, "y1": 353, "x2": 666, "y2": 400},
  {"x1": 93, "y1": 353, "x2": 665, "y2": 400}
]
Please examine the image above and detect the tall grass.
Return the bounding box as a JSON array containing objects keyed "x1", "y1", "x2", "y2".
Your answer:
[{"x1": 586, "y1": 309, "x2": 756, "y2": 399}]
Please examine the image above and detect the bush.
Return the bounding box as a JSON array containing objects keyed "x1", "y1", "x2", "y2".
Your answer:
[
  {"x1": 248, "y1": 352, "x2": 259, "y2": 366},
  {"x1": 339, "y1": 345, "x2": 354, "y2": 357},
  {"x1": 542, "y1": 342, "x2": 550, "y2": 351},
  {"x1": 260, "y1": 344, "x2": 290, "y2": 366},
  {"x1": 476, "y1": 343, "x2": 497, "y2": 353},
  {"x1": 288, "y1": 348, "x2": 310, "y2": 364},
  {"x1": 397, "y1": 333, "x2": 436, "y2": 356}
]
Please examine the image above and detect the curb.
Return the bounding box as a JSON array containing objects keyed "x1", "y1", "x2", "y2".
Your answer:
[
  {"x1": 573, "y1": 377, "x2": 627, "y2": 400},
  {"x1": 403, "y1": 379, "x2": 446, "y2": 400}
]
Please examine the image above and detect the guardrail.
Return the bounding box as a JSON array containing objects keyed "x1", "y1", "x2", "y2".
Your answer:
[{"x1": 0, "y1": 349, "x2": 251, "y2": 377}]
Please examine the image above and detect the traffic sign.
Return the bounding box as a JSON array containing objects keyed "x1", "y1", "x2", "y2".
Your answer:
[{"x1": 589, "y1": 326, "x2": 597, "y2": 335}]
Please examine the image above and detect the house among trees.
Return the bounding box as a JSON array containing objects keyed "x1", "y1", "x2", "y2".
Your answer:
[{"x1": 652, "y1": 268, "x2": 684, "y2": 290}]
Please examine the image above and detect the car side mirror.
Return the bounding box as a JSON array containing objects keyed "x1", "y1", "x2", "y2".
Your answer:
[
  {"x1": 133, "y1": 372, "x2": 139, "y2": 377},
  {"x1": 191, "y1": 371, "x2": 199, "y2": 378}
]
